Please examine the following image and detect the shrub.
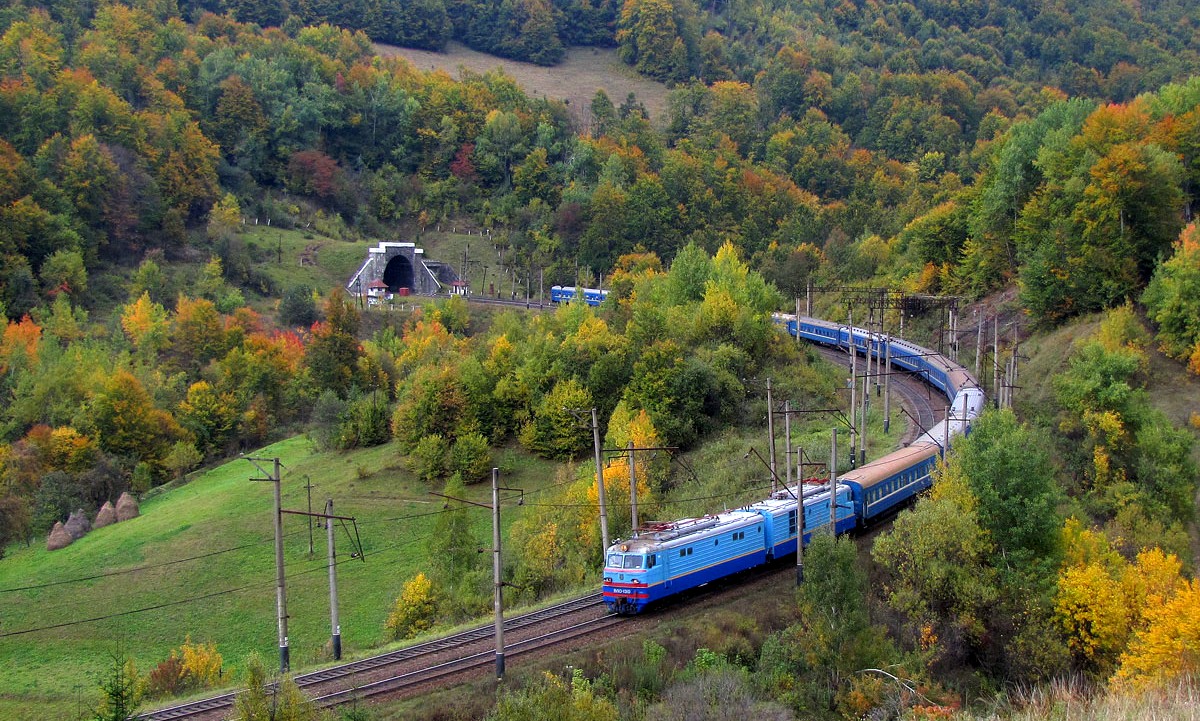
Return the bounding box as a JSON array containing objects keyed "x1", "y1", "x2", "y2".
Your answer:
[
  {"x1": 411, "y1": 434, "x2": 449, "y2": 482},
  {"x1": 143, "y1": 637, "x2": 222, "y2": 698},
  {"x1": 450, "y1": 432, "x2": 492, "y2": 482},
  {"x1": 144, "y1": 654, "x2": 185, "y2": 698}
]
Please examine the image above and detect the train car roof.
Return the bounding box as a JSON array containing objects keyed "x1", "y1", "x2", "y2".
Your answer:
[
  {"x1": 611, "y1": 509, "x2": 762, "y2": 554},
  {"x1": 835, "y1": 443, "x2": 940, "y2": 489}
]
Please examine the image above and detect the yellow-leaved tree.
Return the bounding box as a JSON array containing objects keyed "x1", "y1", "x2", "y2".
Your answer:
[
  {"x1": 1112, "y1": 579, "x2": 1200, "y2": 690},
  {"x1": 179, "y1": 636, "x2": 223, "y2": 689},
  {"x1": 589, "y1": 404, "x2": 664, "y2": 540},
  {"x1": 121, "y1": 292, "x2": 169, "y2": 358},
  {"x1": 385, "y1": 572, "x2": 441, "y2": 640},
  {"x1": 1055, "y1": 519, "x2": 1189, "y2": 677}
]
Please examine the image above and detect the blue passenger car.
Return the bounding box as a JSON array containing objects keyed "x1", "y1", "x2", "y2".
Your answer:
[{"x1": 549, "y1": 286, "x2": 609, "y2": 306}]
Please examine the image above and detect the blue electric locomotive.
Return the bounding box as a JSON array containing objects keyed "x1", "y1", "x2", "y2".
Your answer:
[{"x1": 602, "y1": 313, "x2": 985, "y2": 614}]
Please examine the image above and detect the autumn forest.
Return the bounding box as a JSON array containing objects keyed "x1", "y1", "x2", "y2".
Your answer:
[{"x1": 2, "y1": 0, "x2": 1200, "y2": 718}]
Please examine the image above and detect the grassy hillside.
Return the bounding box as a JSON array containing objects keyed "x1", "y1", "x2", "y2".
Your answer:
[
  {"x1": 0, "y1": 436, "x2": 563, "y2": 720},
  {"x1": 375, "y1": 42, "x2": 672, "y2": 124}
]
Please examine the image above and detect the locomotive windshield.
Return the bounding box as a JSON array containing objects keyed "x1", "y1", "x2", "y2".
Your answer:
[
  {"x1": 606, "y1": 553, "x2": 621, "y2": 567},
  {"x1": 622, "y1": 555, "x2": 643, "y2": 569}
]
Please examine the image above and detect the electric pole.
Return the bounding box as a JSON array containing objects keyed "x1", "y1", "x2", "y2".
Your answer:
[
  {"x1": 305, "y1": 476, "x2": 314, "y2": 557},
  {"x1": 783, "y1": 400, "x2": 792, "y2": 487},
  {"x1": 883, "y1": 333, "x2": 892, "y2": 433},
  {"x1": 829, "y1": 429, "x2": 838, "y2": 534},
  {"x1": 326, "y1": 498, "x2": 341, "y2": 660},
  {"x1": 627, "y1": 441, "x2": 638, "y2": 532},
  {"x1": 248, "y1": 457, "x2": 289, "y2": 674},
  {"x1": 796, "y1": 445, "x2": 805, "y2": 585},
  {"x1": 592, "y1": 409, "x2": 609, "y2": 553},
  {"x1": 492, "y1": 468, "x2": 504, "y2": 680},
  {"x1": 766, "y1": 378, "x2": 777, "y2": 494},
  {"x1": 429, "y1": 475, "x2": 521, "y2": 682},
  {"x1": 848, "y1": 311, "x2": 858, "y2": 469}
]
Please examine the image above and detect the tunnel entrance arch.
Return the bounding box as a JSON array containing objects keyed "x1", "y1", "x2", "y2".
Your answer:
[{"x1": 383, "y1": 254, "x2": 414, "y2": 292}]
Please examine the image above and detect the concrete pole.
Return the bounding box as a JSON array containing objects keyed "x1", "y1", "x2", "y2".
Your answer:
[
  {"x1": 1012, "y1": 344, "x2": 1020, "y2": 409},
  {"x1": 326, "y1": 499, "x2": 341, "y2": 660},
  {"x1": 306, "y1": 477, "x2": 314, "y2": 557},
  {"x1": 829, "y1": 429, "x2": 838, "y2": 534},
  {"x1": 592, "y1": 409, "x2": 609, "y2": 554},
  {"x1": 796, "y1": 298, "x2": 802, "y2": 344},
  {"x1": 806, "y1": 278, "x2": 812, "y2": 316},
  {"x1": 492, "y1": 468, "x2": 505, "y2": 680},
  {"x1": 627, "y1": 441, "x2": 638, "y2": 533},
  {"x1": 975, "y1": 312, "x2": 983, "y2": 379},
  {"x1": 951, "y1": 307, "x2": 959, "y2": 362},
  {"x1": 860, "y1": 331, "x2": 869, "y2": 467},
  {"x1": 849, "y1": 322, "x2": 858, "y2": 469},
  {"x1": 767, "y1": 378, "x2": 777, "y2": 494},
  {"x1": 993, "y1": 317, "x2": 1000, "y2": 408},
  {"x1": 271, "y1": 458, "x2": 289, "y2": 674},
  {"x1": 796, "y1": 445, "x2": 805, "y2": 585},
  {"x1": 883, "y1": 334, "x2": 891, "y2": 434},
  {"x1": 783, "y1": 400, "x2": 792, "y2": 488},
  {"x1": 943, "y1": 402, "x2": 951, "y2": 459}
]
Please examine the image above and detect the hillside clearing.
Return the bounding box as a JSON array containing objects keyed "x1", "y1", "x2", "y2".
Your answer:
[{"x1": 375, "y1": 42, "x2": 671, "y2": 127}]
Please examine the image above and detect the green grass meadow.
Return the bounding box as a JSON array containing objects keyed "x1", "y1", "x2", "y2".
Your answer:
[{"x1": 0, "y1": 436, "x2": 564, "y2": 720}]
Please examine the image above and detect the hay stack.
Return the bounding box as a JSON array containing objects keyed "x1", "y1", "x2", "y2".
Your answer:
[
  {"x1": 47, "y1": 522, "x2": 73, "y2": 551},
  {"x1": 115, "y1": 492, "x2": 139, "y2": 521},
  {"x1": 64, "y1": 509, "x2": 91, "y2": 539},
  {"x1": 94, "y1": 501, "x2": 117, "y2": 528}
]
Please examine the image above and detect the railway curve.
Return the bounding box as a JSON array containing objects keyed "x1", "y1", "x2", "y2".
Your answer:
[{"x1": 133, "y1": 299, "x2": 958, "y2": 720}]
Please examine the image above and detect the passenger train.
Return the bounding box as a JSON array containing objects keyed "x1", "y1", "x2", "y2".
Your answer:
[
  {"x1": 549, "y1": 286, "x2": 609, "y2": 306},
  {"x1": 602, "y1": 314, "x2": 985, "y2": 614}
]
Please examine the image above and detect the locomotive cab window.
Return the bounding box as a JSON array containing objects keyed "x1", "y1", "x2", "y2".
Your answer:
[
  {"x1": 623, "y1": 555, "x2": 643, "y2": 569},
  {"x1": 647, "y1": 554, "x2": 656, "y2": 568},
  {"x1": 607, "y1": 553, "x2": 621, "y2": 567}
]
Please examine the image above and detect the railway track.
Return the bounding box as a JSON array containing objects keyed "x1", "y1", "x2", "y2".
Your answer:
[
  {"x1": 811, "y1": 345, "x2": 941, "y2": 448},
  {"x1": 134, "y1": 303, "x2": 941, "y2": 720},
  {"x1": 135, "y1": 594, "x2": 611, "y2": 721}
]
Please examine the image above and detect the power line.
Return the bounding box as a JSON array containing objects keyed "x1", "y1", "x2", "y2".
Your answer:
[
  {"x1": 0, "y1": 528, "x2": 314, "y2": 594},
  {"x1": 0, "y1": 531, "x2": 437, "y2": 639},
  {"x1": 0, "y1": 584, "x2": 257, "y2": 638}
]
